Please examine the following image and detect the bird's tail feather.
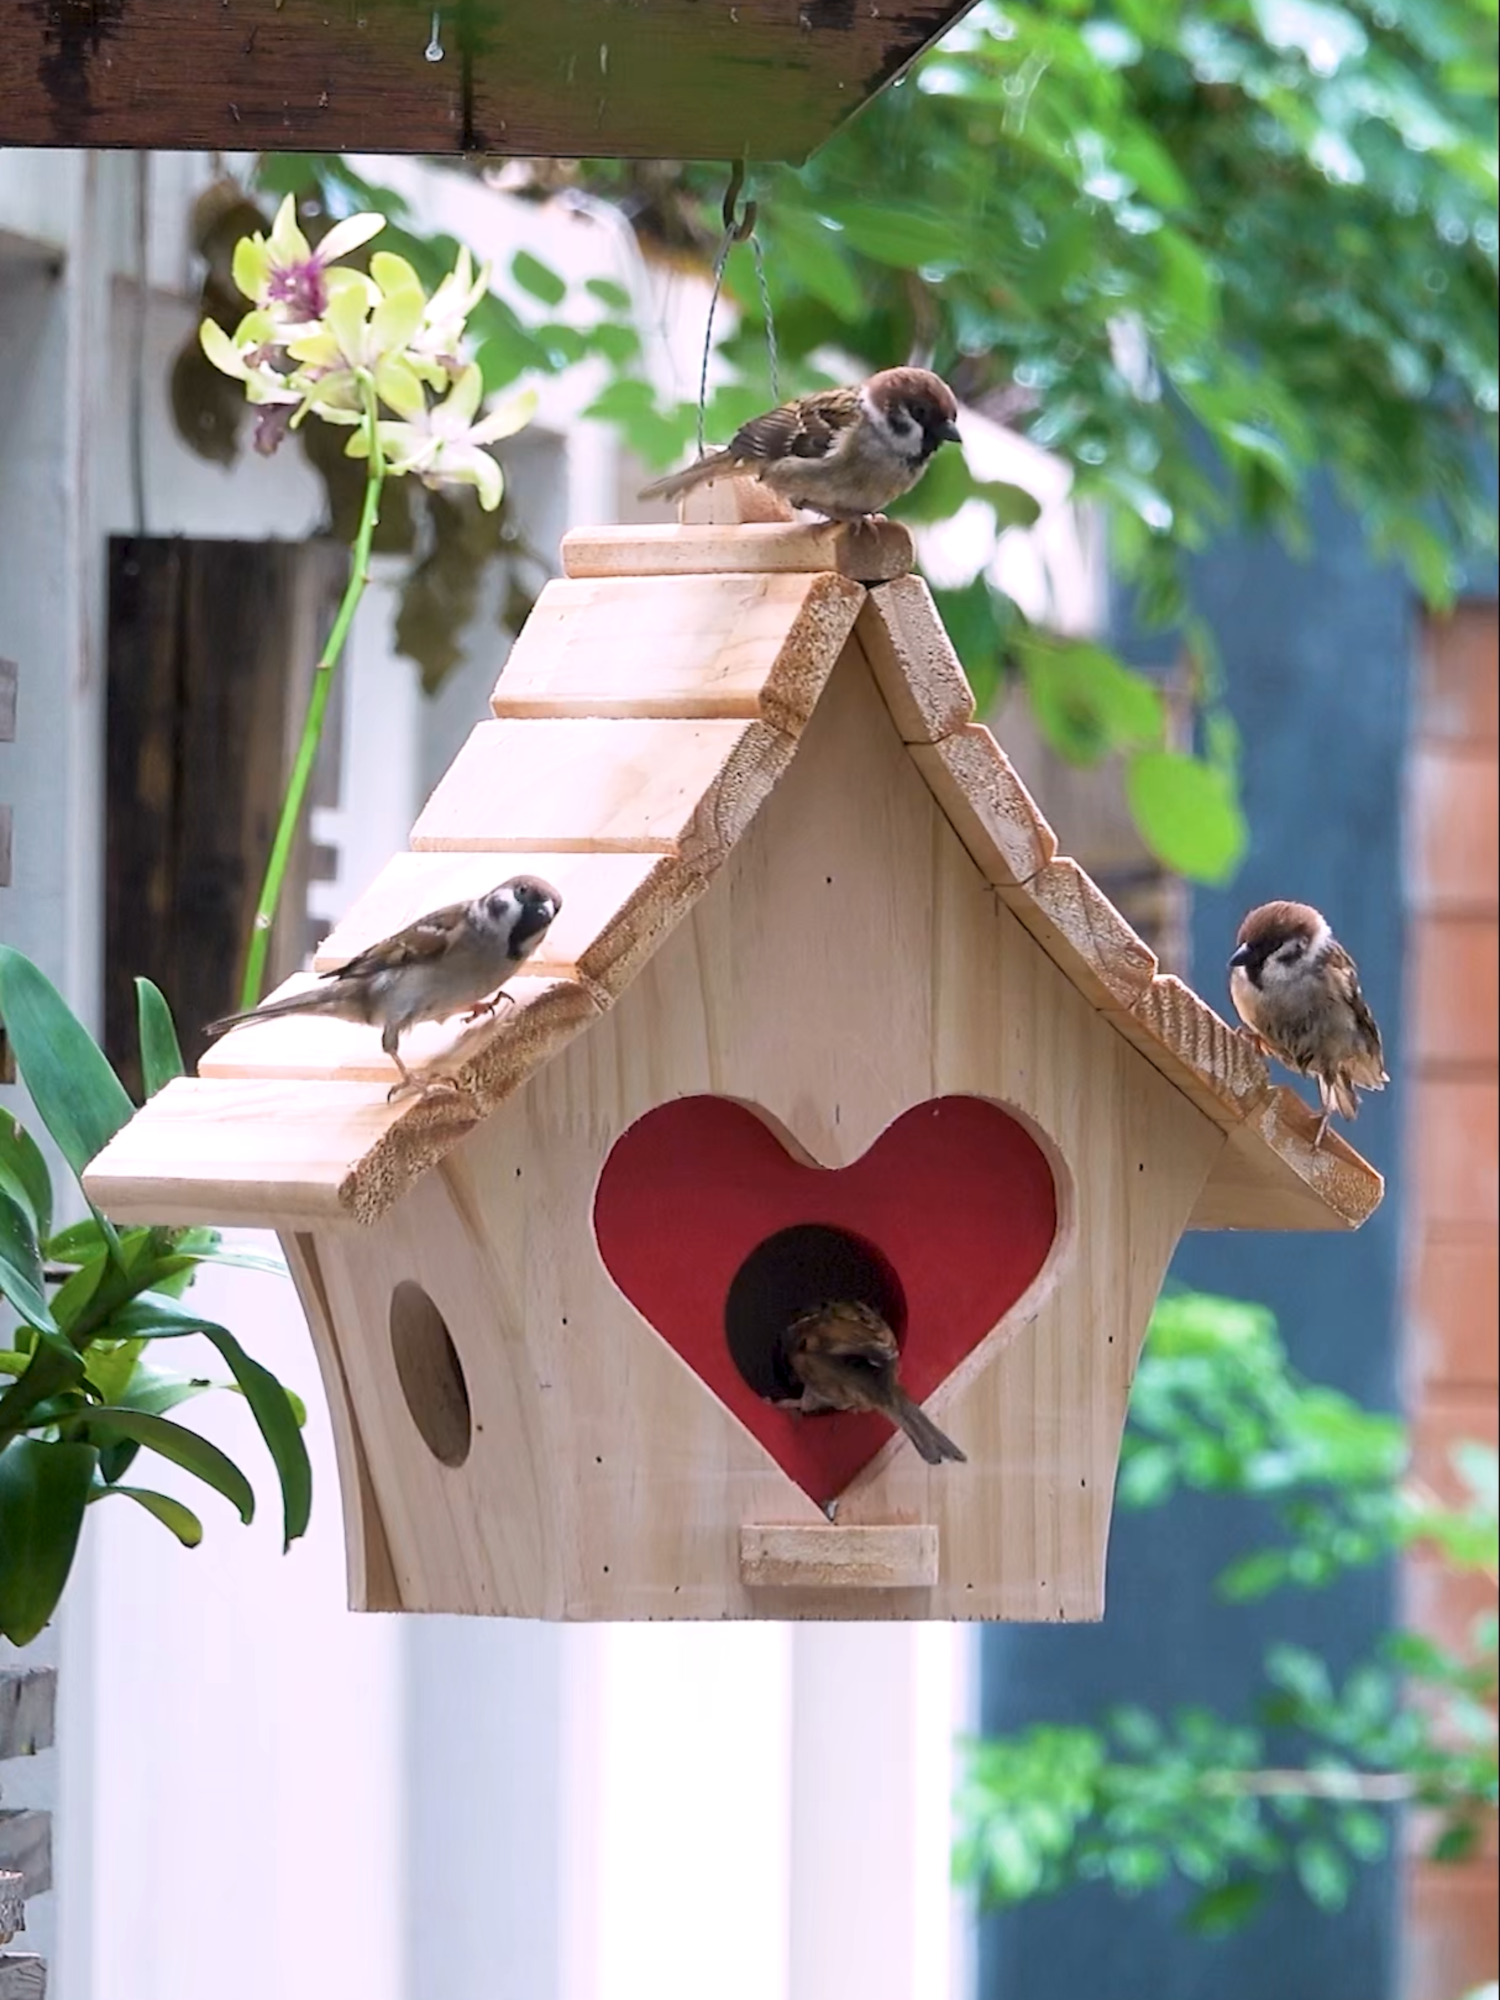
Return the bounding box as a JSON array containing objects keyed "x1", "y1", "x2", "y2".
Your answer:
[
  {"x1": 891, "y1": 1388, "x2": 966, "y2": 1466},
  {"x1": 203, "y1": 982, "x2": 349, "y2": 1044},
  {"x1": 637, "y1": 449, "x2": 736, "y2": 503}
]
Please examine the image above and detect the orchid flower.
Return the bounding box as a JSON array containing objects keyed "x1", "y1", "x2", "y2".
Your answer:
[
  {"x1": 284, "y1": 252, "x2": 428, "y2": 425},
  {"x1": 346, "y1": 364, "x2": 535, "y2": 511},
  {"x1": 231, "y1": 193, "x2": 385, "y2": 328},
  {"x1": 408, "y1": 245, "x2": 492, "y2": 386}
]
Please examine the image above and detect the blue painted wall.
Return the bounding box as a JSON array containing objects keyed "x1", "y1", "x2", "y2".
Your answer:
[{"x1": 977, "y1": 480, "x2": 1414, "y2": 2000}]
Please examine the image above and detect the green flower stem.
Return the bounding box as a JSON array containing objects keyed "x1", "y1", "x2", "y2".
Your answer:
[{"x1": 238, "y1": 376, "x2": 387, "y2": 1011}]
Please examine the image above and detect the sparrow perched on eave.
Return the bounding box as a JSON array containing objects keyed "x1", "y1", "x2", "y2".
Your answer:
[
  {"x1": 1229, "y1": 900, "x2": 1388, "y2": 1147},
  {"x1": 638, "y1": 367, "x2": 962, "y2": 524},
  {"x1": 203, "y1": 875, "x2": 562, "y2": 1101},
  {"x1": 781, "y1": 1299, "x2": 967, "y2": 1466}
]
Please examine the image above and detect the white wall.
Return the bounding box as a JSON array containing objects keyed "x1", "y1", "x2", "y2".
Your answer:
[{"x1": 0, "y1": 149, "x2": 986, "y2": 2000}]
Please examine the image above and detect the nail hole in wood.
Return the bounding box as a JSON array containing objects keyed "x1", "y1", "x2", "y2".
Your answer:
[{"x1": 390, "y1": 1280, "x2": 472, "y2": 1468}]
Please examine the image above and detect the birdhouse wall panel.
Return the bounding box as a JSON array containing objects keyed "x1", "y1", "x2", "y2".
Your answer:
[
  {"x1": 283, "y1": 1232, "x2": 402, "y2": 1614},
  {"x1": 294, "y1": 639, "x2": 1226, "y2": 1621}
]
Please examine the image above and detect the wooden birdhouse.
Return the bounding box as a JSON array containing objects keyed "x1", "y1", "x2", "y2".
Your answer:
[{"x1": 85, "y1": 506, "x2": 1383, "y2": 1624}]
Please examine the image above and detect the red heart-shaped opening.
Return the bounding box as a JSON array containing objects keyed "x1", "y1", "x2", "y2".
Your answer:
[{"x1": 592, "y1": 1096, "x2": 1058, "y2": 1504}]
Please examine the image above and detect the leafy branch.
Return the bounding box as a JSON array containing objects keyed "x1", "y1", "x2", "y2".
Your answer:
[
  {"x1": 0, "y1": 951, "x2": 312, "y2": 1648},
  {"x1": 955, "y1": 1288, "x2": 1498, "y2": 1939}
]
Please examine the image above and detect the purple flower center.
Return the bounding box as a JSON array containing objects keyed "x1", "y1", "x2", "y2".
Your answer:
[{"x1": 268, "y1": 259, "x2": 327, "y2": 321}]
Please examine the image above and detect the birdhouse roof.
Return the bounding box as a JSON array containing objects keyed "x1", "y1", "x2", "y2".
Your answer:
[{"x1": 85, "y1": 516, "x2": 1383, "y2": 1236}]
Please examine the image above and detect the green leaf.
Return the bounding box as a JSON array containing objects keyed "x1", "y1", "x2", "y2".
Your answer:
[
  {"x1": 1294, "y1": 1835, "x2": 1352, "y2": 1911},
  {"x1": 0, "y1": 1183, "x2": 57, "y2": 1334},
  {"x1": 76, "y1": 1408, "x2": 254, "y2": 1524},
  {"x1": 1187, "y1": 1879, "x2": 1266, "y2": 1936},
  {"x1": 0, "y1": 1328, "x2": 85, "y2": 1439},
  {"x1": 1125, "y1": 750, "x2": 1249, "y2": 884},
  {"x1": 101, "y1": 1292, "x2": 311, "y2": 1546},
  {"x1": 1218, "y1": 1547, "x2": 1292, "y2": 1601},
  {"x1": 0, "y1": 1109, "x2": 53, "y2": 1241},
  {"x1": 475, "y1": 324, "x2": 550, "y2": 394},
  {"x1": 0, "y1": 947, "x2": 134, "y2": 1203},
  {"x1": 584, "y1": 275, "x2": 633, "y2": 311},
  {"x1": 1019, "y1": 637, "x2": 1165, "y2": 765},
  {"x1": 510, "y1": 249, "x2": 567, "y2": 308},
  {"x1": 49, "y1": 1254, "x2": 107, "y2": 1334},
  {"x1": 88, "y1": 1482, "x2": 204, "y2": 1547},
  {"x1": 97, "y1": 1291, "x2": 234, "y2": 1341},
  {"x1": 767, "y1": 209, "x2": 864, "y2": 320},
  {"x1": 135, "y1": 978, "x2": 186, "y2": 1100},
  {"x1": 583, "y1": 321, "x2": 640, "y2": 366},
  {"x1": 44, "y1": 1216, "x2": 112, "y2": 1264},
  {"x1": 0, "y1": 1435, "x2": 99, "y2": 1645},
  {"x1": 1429, "y1": 1819, "x2": 1481, "y2": 1864},
  {"x1": 821, "y1": 202, "x2": 965, "y2": 269},
  {"x1": 203, "y1": 1328, "x2": 312, "y2": 1551}
]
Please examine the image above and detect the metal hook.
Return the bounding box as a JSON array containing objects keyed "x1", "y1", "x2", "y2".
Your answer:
[
  {"x1": 720, "y1": 161, "x2": 757, "y2": 244},
  {"x1": 425, "y1": 10, "x2": 445, "y2": 61}
]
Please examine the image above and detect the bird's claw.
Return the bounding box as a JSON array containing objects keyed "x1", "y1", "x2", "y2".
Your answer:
[
  {"x1": 460, "y1": 989, "x2": 517, "y2": 1026},
  {"x1": 386, "y1": 1071, "x2": 474, "y2": 1109}
]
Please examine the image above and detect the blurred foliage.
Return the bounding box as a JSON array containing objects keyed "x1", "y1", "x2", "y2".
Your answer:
[
  {"x1": 0, "y1": 954, "x2": 309, "y2": 1647},
  {"x1": 169, "y1": 0, "x2": 1497, "y2": 882},
  {"x1": 955, "y1": 1288, "x2": 1498, "y2": 1946}
]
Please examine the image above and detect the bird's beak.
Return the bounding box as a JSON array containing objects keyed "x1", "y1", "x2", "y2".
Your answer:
[
  {"x1": 1228, "y1": 944, "x2": 1252, "y2": 970},
  {"x1": 939, "y1": 419, "x2": 962, "y2": 444}
]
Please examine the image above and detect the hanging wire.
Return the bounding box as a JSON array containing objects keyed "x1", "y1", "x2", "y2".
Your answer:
[
  {"x1": 694, "y1": 163, "x2": 781, "y2": 459},
  {"x1": 750, "y1": 233, "x2": 780, "y2": 406}
]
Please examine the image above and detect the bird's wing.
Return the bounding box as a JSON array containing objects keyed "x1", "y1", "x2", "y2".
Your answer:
[
  {"x1": 791, "y1": 1301, "x2": 900, "y2": 1366},
  {"x1": 328, "y1": 899, "x2": 471, "y2": 981},
  {"x1": 1328, "y1": 944, "x2": 1389, "y2": 1085},
  {"x1": 730, "y1": 389, "x2": 860, "y2": 466}
]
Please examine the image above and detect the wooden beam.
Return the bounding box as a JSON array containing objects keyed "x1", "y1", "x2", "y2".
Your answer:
[
  {"x1": 561, "y1": 521, "x2": 915, "y2": 585},
  {"x1": 0, "y1": 0, "x2": 980, "y2": 163}
]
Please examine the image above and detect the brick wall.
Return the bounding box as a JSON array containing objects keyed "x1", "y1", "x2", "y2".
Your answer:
[{"x1": 1403, "y1": 600, "x2": 1499, "y2": 2000}]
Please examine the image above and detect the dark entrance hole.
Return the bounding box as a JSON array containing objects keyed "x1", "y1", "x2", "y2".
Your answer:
[
  {"x1": 724, "y1": 1223, "x2": 906, "y2": 1401},
  {"x1": 390, "y1": 1280, "x2": 473, "y2": 1468}
]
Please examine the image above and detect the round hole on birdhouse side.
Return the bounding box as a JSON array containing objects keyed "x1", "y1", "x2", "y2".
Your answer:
[
  {"x1": 389, "y1": 1281, "x2": 472, "y2": 1468},
  {"x1": 724, "y1": 1223, "x2": 907, "y2": 1403}
]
